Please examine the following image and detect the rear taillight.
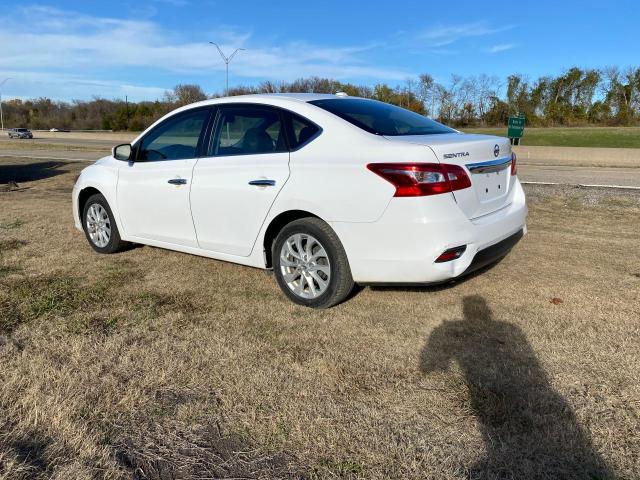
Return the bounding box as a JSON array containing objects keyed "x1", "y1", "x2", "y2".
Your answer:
[
  {"x1": 366, "y1": 163, "x2": 471, "y2": 197},
  {"x1": 510, "y1": 152, "x2": 517, "y2": 176}
]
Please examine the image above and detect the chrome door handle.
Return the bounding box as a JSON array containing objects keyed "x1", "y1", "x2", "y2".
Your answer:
[
  {"x1": 248, "y1": 179, "x2": 276, "y2": 187},
  {"x1": 168, "y1": 178, "x2": 187, "y2": 185}
]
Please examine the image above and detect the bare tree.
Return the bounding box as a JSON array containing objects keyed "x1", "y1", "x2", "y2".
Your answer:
[{"x1": 165, "y1": 84, "x2": 207, "y2": 106}]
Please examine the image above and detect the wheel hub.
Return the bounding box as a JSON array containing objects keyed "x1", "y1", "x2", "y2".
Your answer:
[{"x1": 280, "y1": 233, "x2": 331, "y2": 299}]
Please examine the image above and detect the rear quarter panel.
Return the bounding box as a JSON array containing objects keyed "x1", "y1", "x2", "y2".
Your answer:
[{"x1": 271, "y1": 124, "x2": 437, "y2": 223}]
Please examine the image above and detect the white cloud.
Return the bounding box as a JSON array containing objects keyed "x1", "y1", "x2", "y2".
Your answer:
[
  {"x1": 485, "y1": 43, "x2": 516, "y2": 53},
  {"x1": 419, "y1": 22, "x2": 515, "y2": 47},
  {"x1": 0, "y1": 6, "x2": 410, "y2": 100},
  {"x1": 0, "y1": 70, "x2": 167, "y2": 102}
]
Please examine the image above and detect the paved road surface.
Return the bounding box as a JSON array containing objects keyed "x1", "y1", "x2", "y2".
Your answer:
[{"x1": 518, "y1": 164, "x2": 640, "y2": 187}]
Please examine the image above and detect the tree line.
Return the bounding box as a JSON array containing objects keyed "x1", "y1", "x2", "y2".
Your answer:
[{"x1": 2, "y1": 66, "x2": 639, "y2": 131}]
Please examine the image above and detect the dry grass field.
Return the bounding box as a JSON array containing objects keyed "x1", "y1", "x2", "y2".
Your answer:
[
  {"x1": 1, "y1": 158, "x2": 639, "y2": 479},
  {"x1": 0, "y1": 141, "x2": 107, "y2": 153}
]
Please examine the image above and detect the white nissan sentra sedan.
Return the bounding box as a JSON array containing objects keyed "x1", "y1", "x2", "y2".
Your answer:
[{"x1": 72, "y1": 93, "x2": 527, "y2": 308}]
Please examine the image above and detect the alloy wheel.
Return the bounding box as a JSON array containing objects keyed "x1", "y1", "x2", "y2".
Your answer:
[
  {"x1": 86, "y1": 203, "x2": 111, "y2": 248},
  {"x1": 279, "y1": 233, "x2": 331, "y2": 299}
]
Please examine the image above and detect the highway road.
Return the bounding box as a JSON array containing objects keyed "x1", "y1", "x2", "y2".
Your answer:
[{"x1": 518, "y1": 164, "x2": 640, "y2": 187}]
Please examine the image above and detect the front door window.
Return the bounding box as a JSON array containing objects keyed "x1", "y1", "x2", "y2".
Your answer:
[{"x1": 138, "y1": 109, "x2": 209, "y2": 161}]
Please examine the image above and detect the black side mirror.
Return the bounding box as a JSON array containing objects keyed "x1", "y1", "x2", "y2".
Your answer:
[{"x1": 113, "y1": 143, "x2": 133, "y2": 161}]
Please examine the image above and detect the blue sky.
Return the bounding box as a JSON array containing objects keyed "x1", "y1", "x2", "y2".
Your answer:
[{"x1": 1, "y1": 0, "x2": 638, "y2": 101}]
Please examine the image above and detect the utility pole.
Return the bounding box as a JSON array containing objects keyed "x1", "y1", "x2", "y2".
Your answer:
[
  {"x1": 209, "y1": 42, "x2": 245, "y2": 96},
  {"x1": 0, "y1": 78, "x2": 11, "y2": 131}
]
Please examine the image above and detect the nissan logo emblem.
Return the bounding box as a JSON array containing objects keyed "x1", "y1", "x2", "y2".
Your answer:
[{"x1": 494, "y1": 144, "x2": 500, "y2": 157}]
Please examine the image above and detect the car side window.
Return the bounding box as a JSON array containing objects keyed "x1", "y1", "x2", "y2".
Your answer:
[
  {"x1": 137, "y1": 109, "x2": 210, "y2": 161},
  {"x1": 210, "y1": 107, "x2": 287, "y2": 156},
  {"x1": 289, "y1": 114, "x2": 320, "y2": 149}
]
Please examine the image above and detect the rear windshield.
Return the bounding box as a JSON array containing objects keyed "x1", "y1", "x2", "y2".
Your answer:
[{"x1": 309, "y1": 98, "x2": 455, "y2": 136}]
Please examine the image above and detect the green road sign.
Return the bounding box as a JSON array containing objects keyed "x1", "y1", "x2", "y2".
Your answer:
[{"x1": 508, "y1": 116, "x2": 525, "y2": 138}]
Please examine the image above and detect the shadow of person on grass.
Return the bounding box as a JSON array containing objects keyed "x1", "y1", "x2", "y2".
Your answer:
[{"x1": 420, "y1": 296, "x2": 613, "y2": 479}]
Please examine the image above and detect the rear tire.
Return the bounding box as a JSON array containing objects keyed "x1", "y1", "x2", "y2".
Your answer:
[
  {"x1": 82, "y1": 193, "x2": 127, "y2": 254},
  {"x1": 273, "y1": 217, "x2": 354, "y2": 309}
]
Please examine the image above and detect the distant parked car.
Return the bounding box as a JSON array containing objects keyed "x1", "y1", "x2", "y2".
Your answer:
[
  {"x1": 7, "y1": 128, "x2": 33, "y2": 139},
  {"x1": 50, "y1": 128, "x2": 70, "y2": 132}
]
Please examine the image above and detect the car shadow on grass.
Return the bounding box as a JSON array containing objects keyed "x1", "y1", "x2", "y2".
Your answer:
[
  {"x1": 0, "y1": 161, "x2": 70, "y2": 184},
  {"x1": 420, "y1": 295, "x2": 614, "y2": 479}
]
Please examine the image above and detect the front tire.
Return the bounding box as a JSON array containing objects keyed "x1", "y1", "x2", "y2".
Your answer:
[
  {"x1": 273, "y1": 217, "x2": 354, "y2": 309},
  {"x1": 82, "y1": 193, "x2": 127, "y2": 254}
]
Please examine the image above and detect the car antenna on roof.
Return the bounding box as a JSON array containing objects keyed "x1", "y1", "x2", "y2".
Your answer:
[{"x1": 334, "y1": 91, "x2": 349, "y2": 97}]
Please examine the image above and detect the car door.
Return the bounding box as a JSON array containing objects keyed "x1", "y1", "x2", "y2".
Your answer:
[
  {"x1": 190, "y1": 105, "x2": 291, "y2": 256},
  {"x1": 117, "y1": 107, "x2": 212, "y2": 247}
]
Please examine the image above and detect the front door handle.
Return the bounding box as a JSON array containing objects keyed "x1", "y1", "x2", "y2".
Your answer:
[
  {"x1": 168, "y1": 178, "x2": 187, "y2": 185},
  {"x1": 248, "y1": 179, "x2": 276, "y2": 187}
]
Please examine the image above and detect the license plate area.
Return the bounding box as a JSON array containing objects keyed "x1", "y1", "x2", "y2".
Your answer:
[{"x1": 473, "y1": 169, "x2": 509, "y2": 202}]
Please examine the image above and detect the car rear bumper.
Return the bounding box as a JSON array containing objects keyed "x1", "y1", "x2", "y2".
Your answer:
[
  {"x1": 330, "y1": 178, "x2": 528, "y2": 284},
  {"x1": 462, "y1": 228, "x2": 523, "y2": 277}
]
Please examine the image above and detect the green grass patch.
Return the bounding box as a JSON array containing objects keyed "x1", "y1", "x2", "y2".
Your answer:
[
  {"x1": 0, "y1": 239, "x2": 27, "y2": 252},
  {"x1": 0, "y1": 219, "x2": 24, "y2": 230},
  {"x1": 8, "y1": 275, "x2": 102, "y2": 323},
  {"x1": 0, "y1": 264, "x2": 21, "y2": 278},
  {"x1": 0, "y1": 260, "x2": 201, "y2": 334},
  {"x1": 462, "y1": 126, "x2": 640, "y2": 148},
  {"x1": 312, "y1": 459, "x2": 364, "y2": 478},
  {"x1": 132, "y1": 290, "x2": 198, "y2": 317}
]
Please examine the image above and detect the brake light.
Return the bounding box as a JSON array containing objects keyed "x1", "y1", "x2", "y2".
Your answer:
[
  {"x1": 366, "y1": 163, "x2": 471, "y2": 197},
  {"x1": 511, "y1": 152, "x2": 517, "y2": 176}
]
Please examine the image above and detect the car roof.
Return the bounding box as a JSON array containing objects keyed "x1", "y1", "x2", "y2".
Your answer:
[
  {"x1": 186, "y1": 92, "x2": 363, "y2": 109},
  {"x1": 231, "y1": 93, "x2": 340, "y2": 102}
]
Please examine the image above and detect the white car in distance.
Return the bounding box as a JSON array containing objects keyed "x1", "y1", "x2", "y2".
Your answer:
[{"x1": 72, "y1": 94, "x2": 527, "y2": 308}]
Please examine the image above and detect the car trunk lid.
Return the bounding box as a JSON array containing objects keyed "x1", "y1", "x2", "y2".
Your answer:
[{"x1": 384, "y1": 133, "x2": 515, "y2": 219}]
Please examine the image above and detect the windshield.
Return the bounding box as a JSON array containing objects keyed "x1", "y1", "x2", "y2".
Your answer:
[
  {"x1": 17, "y1": 128, "x2": 27, "y2": 132},
  {"x1": 309, "y1": 98, "x2": 456, "y2": 136}
]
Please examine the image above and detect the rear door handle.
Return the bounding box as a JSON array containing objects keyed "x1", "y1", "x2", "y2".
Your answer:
[
  {"x1": 168, "y1": 178, "x2": 187, "y2": 185},
  {"x1": 248, "y1": 179, "x2": 276, "y2": 187}
]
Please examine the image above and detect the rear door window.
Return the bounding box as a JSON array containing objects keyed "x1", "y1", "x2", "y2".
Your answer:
[{"x1": 210, "y1": 106, "x2": 287, "y2": 156}]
